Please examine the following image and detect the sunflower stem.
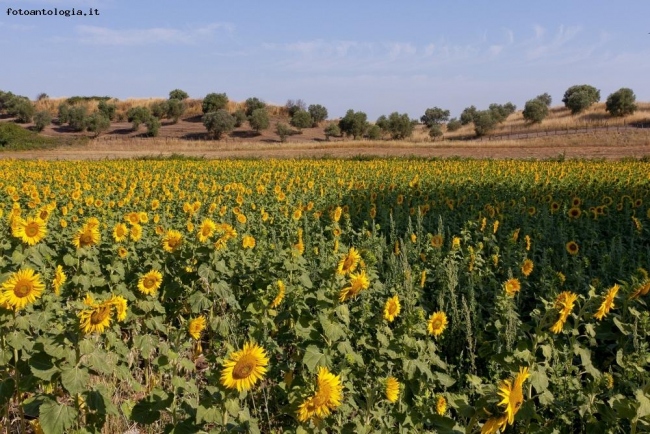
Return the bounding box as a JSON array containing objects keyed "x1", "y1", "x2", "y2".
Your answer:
[{"x1": 13, "y1": 346, "x2": 26, "y2": 434}]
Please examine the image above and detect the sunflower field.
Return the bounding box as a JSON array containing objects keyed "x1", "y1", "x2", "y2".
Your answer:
[{"x1": 1, "y1": 158, "x2": 650, "y2": 434}]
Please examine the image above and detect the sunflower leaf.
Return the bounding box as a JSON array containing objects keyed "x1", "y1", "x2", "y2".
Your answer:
[
  {"x1": 303, "y1": 345, "x2": 331, "y2": 372},
  {"x1": 39, "y1": 400, "x2": 78, "y2": 434},
  {"x1": 61, "y1": 365, "x2": 90, "y2": 395}
]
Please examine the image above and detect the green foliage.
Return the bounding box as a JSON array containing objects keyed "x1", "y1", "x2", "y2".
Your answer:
[
  {"x1": 338, "y1": 109, "x2": 368, "y2": 139},
  {"x1": 488, "y1": 102, "x2": 516, "y2": 123},
  {"x1": 285, "y1": 99, "x2": 306, "y2": 117},
  {"x1": 386, "y1": 111, "x2": 414, "y2": 139},
  {"x1": 562, "y1": 84, "x2": 600, "y2": 114},
  {"x1": 248, "y1": 108, "x2": 270, "y2": 133},
  {"x1": 7, "y1": 97, "x2": 35, "y2": 123},
  {"x1": 233, "y1": 109, "x2": 247, "y2": 128},
  {"x1": 421, "y1": 107, "x2": 450, "y2": 127},
  {"x1": 68, "y1": 106, "x2": 88, "y2": 132},
  {"x1": 145, "y1": 116, "x2": 161, "y2": 137},
  {"x1": 606, "y1": 88, "x2": 637, "y2": 117},
  {"x1": 127, "y1": 107, "x2": 152, "y2": 131},
  {"x1": 33, "y1": 110, "x2": 52, "y2": 132},
  {"x1": 36, "y1": 92, "x2": 49, "y2": 101},
  {"x1": 166, "y1": 99, "x2": 185, "y2": 123},
  {"x1": 366, "y1": 124, "x2": 382, "y2": 140},
  {"x1": 446, "y1": 118, "x2": 461, "y2": 132},
  {"x1": 86, "y1": 113, "x2": 111, "y2": 137},
  {"x1": 324, "y1": 123, "x2": 341, "y2": 140},
  {"x1": 275, "y1": 122, "x2": 293, "y2": 142},
  {"x1": 308, "y1": 104, "x2": 328, "y2": 126},
  {"x1": 245, "y1": 97, "x2": 266, "y2": 117},
  {"x1": 150, "y1": 101, "x2": 169, "y2": 120},
  {"x1": 202, "y1": 93, "x2": 229, "y2": 114},
  {"x1": 375, "y1": 115, "x2": 388, "y2": 132},
  {"x1": 0, "y1": 91, "x2": 16, "y2": 113},
  {"x1": 290, "y1": 110, "x2": 313, "y2": 129},
  {"x1": 429, "y1": 124, "x2": 443, "y2": 140},
  {"x1": 202, "y1": 109, "x2": 235, "y2": 139},
  {"x1": 536, "y1": 92, "x2": 552, "y2": 107},
  {"x1": 97, "y1": 100, "x2": 117, "y2": 121},
  {"x1": 169, "y1": 89, "x2": 189, "y2": 101},
  {"x1": 57, "y1": 103, "x2": 71, "y2": 124},
  {"x1": 523, "y1": 98, "x2": 549, "y2": 124},
  {"x1": 473, "y1": 110, "x2": 498, "y2": 136},
  {"x1": 460, "y1": 105, "x2": 477, "y2": 125},
  {"x1": 0, "y1": 122, "x2": 70, "y2": 150}
]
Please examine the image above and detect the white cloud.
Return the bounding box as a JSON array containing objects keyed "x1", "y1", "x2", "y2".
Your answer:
[{"x1": 75, "y1": 22, "x2": 233, "y2": 46}]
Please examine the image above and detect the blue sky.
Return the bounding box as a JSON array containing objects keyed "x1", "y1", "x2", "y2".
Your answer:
[{"x1": 1, "y1": 0, "x2": 649, "y2": 119}]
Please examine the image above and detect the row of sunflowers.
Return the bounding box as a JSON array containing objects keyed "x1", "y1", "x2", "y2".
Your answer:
[{"x1": 1, "y1": 158, "x2": 649, "y2": 433}]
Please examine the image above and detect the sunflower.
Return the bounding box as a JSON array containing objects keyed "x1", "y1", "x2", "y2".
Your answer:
[
  {"x1": 72, "y1": 225, "x2": 100, "y2": 249},
  {"x1": 568, "y1": 207, "x2": 581, "y2": 219},
  {"x1": 566, "y1": 241, "x2": 579, "y2": 255},
  {"x1": 493, "y1": 220, "x2": 499, "y2": 234},
  {"x1": 198, "y1": 218, "x2": 216, "y2": 243},
  {"x1": 53, "y1": 265, "x2": 66, "y2": 296},
  {"x1": 270, "y1": 280, "x2": 285, "y2": 308},
  {"x1": 138, "y1": 270, "x2": 163, "y2": 295},
  {"x1": 427, "y1": 311, "x2": 448, "y2": 337},
  {"x1": 117, "y1": 246, "x2": 128, "y2": 259},
  {"x1": 220, "y1": 342, "x2": 269, "y2": 391},
  {"x1": 112, "y1": 223, "x2": 129, "y2": 243},
  {"x1": 497, "y1": 367, "x2": 530, "y2": 425},
  {"x1": 130, "y1": 223, "x2": 143, "y2": 242},
  {"x1": 481, "y1": 415, "x2": 508, "y2": 434},
  {"x1": 125, "y1": 212, "x2": 140, "y2": 225},
  {"x1": 242, "y1": 235, "x2": 256, "y2": 249},
  {"x1": 333, "y1": 206, "x2": 343, "y2": 222},
  {"x1": 384, "y1": 377, "x2": 400, "y2": 403},
  {"x1": 452, "y1": 237, "x2": 461, "y2": 250},
  {"x1": 162, "y1": 229, "x2": 183, "y2": 252},
  {"x1": 430, "y1": 234, "x2": 444, "y2": 248},
  {"x1": 337, "y1": 247, "x2": 361, "y2": 275},
  {"x1": 14, "y1": 217, "x2": 47, "y2": 245},
  {"x1": 525, "y1": 235, "x2": 531, "y2": 251},
  {"x1": 630, "y1": 280, "x2": 650, "y2": 299},
  {"x1": 383, "y1": 295, "x2": 401, "y2": 322},
  {"x1": 594, "y1": 284, "x2": 619, "y2": 320},
  {"x1": 0, "y1": 268, "x2": 45, "y2": 311},
  {"x1": 236, "y1": 213, "x2": 247, "y2": 224},
  {"x1": 188, "y1": 316, "x2": 207, "y2": 340},
  {"x1": 79, "y1": 302, "x2": 113, "y2": 334},
  {"x1": 110, "y1": 295, "x2": 128, "y2": 321},
  {"x1": 550, "y1": 291, "x2": 578, "y2": 333},
  {"x1": 436, "y1": 395, "x2": 447, "y2": 415},
  {"x1": 504, "y1": 278, "x2": 521, "y2": 297},
  {"x1": 339, "y1": 270, "x2": 370, "y2": 302},
  {"x1": 297, "y1": 367, "x2": 344, "y2": 422},
  {"x1": 521, "y1": 259, "x2": 534, "y2": 277}
]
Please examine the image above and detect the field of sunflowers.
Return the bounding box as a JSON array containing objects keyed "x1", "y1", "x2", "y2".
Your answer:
[{"x1": 1, "y1": 158, "x2": 650, "y2": 434}]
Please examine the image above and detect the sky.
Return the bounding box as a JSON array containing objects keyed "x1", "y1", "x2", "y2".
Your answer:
[{"x1": 1, "y1": 0, "x2": 649, "y2": 120}]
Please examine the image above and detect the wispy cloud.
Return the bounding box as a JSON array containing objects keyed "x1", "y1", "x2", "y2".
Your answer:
[
  {"x1": 75, "y1": 22, "x2": 234, "y2": 46},
  {"x1": 525, "y1": 25, "x2": 582, "y2": 60}
]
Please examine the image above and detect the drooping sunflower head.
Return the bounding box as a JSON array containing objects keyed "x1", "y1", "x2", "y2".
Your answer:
[
  {"x1": 384, "y1": 376, "x2": 400, "y2": 403},
  {"x1": 594, "y1": 284, "x2": 619, "y2": 320},
  {"x1": 427, "y1": 311, "x2": 448, "y2": 337},
  {"x1": 339, "y1": 270, "x2": 370, "y2": 302},
  {"x1": 188, "y1": 316, "x2": 207, "y2": 340},
  {"x1": 270, "y1": 280, "x2": 285, "y2": 308},
  {"x1": 497, "y1": 367, "x2": 530, "y2": 425},
  {"x1": 436, "y1": 395, "x2": 447, "y2": 415},
  {"x1": 337, "y1": 247, "x2": 361, "y2": 275},
  {"x1": 383, "y1": 295, "x2": 401, "y2": 322},
  {"x1": 0, "y1": 268, "x2": 45, "y2": 311},
  {"x1": 53, "y1": 265, "x2": 66, "y2": 296},
  {"x1": 138, "y1": 270, "x2": 163, "y2": 296},
  {"x1": 220, "y1": 342, "x2": 269, "y2": 392}
]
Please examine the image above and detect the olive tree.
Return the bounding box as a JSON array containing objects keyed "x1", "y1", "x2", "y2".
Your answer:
[
  {"x1": 308, "y1": 104, "x2": 328, "y2": 126},
  {"x1": 562, "y1": 85, "x2": 600, "y2": 114},
  {"x1": 202, "y1": 93, "x2": 229, "y2": 114},
  {"x1": 338, "y1": 109, "x2": 368, "y2": 139},
  {"x1": 248, "y1": 108, "x2": 270, "y2": 133},
  {"x1": 522, "y1": 98, "x2": 549, "y2": 124},
  {"x1": 606, "y1": 88, "x2": 637, "y2": 117},
  {"x1": 202, "y1": 109, "x2": 235, "y2": 139}
]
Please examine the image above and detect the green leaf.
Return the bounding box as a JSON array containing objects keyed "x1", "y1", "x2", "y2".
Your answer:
[
  {"x1": 29, "y1": 351, "x2": 59, "y2": 381},
  {"x1": 131, "y1": 390, "x2": 172, "y2": 425},
  {"x1": 573, "y1": 344, "x2": 601, "y2": 379},
  {"x1": 335, "y1": 304, "x2": 350, "y2": 326},
  {"x1": 298, "y1": 273, "x2": 313, "y2": 289},
  {"x1": 39, "y1": 401, "x2": 78, "y2": 434},
  {"x1": 303, "y1": 345, "x2": 331, "y2": 372},
  {"x1": 197, "y1": 404, "x2": 222, "y2": 424},
  {"x1": 433, "y1": 371, "x2": 456, "y2": 388},
  {"x1": 84, "y1": 385, "x2": 119, "y2": 416},
  {"x1": 635, "y1": 389, "x2": 650, "y2": 419},
  {"x1": 0, "y1": 378, "x2": 15, "y2": 407},
  {"x1": 319, "y1": 314, "x2": 345, "y2": 342},
  {"x1": 134, "y1": 334, "x2": 157, "y2": 358},
  {"x1": 225, "y1": 398, "x2": 239, "y2": 417},
  {"x1": 61, "y1": 365, "x2": 90, "y2": 395},
  {"x1": 63, "y1": 254, "x2": 76, "y2": 267}
]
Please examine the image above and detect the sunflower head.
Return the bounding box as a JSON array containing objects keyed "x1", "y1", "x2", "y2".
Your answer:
[
  {"x1": 0, "y1": 268, "x2": 45, "y2": 311},
  {"x1": 297, "y1": 367, "x2": 344, "y2": 422},
  {"x1": 383, "y1": 295, "x2": 401, "y2": 322},
  {"x1": 504, "y1": 278, "x2": 521, "y2": 297},
  {"x1": 497, "y1": 367, "x2": 530, "y2": 425},
  {"x1": 337, "y1": 247, "x2": 361, "y2": 276},
  {"x1": 188, "y1": 316, "x2": 207, "y2": 340},
  {"x1": 162, "y1": 229, "x2": 183, "y2": 253},
  {"x1": 521, "y1": 259, "x2": 533, "y2": 277},
  {"x1": 427, "y1": 311, "x2": 448, "y2": 337},
  {"x1": 220, "y1": 342, "x2": 269, "y2": 391},
  {"x1": 384, "y1": 377, "x2": 400, "y2": 403},
  {"x1": 138, "y1": 270, "x2": 163, "y2": 296}
]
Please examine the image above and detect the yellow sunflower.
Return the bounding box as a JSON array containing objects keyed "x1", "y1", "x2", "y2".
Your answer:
[
  {"x1": 630, "y1": 280, "x2": 650, "y2": 299},
  {"x1": 125, "y1": 212, "x2": 140, "y2": 225},
  {"x1": 137, "y1": 270, "x2": 163, "y2": 296},
  {"x1": 436, "y1": 395, "x2": 447, "y2": 415},
  {"x1": 72, "y1": 225, "x2": 100, "y2": 249},
  {"x1": 550, "y1": 291, "x2": 578, "y2": 334},
  {"x1": 339, "y1": 270, "x2": 370, "y2": 302},
  {"x1": 337, "y1": 247, "x2": 361, "y2": 275},
  {"x1": 521, "y1": 259, "x2": 533, "y2": 277},
  {"x1": 594, "y1": 284, "x2": 619, "y2": 320},
  {"x1": 53, "y1": 265, "x2": 66, "y2": 296},
  {"x1": 198, "y1": 218, "x2": 217, "y2": 243},
  {"x1": 0, "y1": 268, "x2": 45, "y2": 311},
  {"x1": 188, "y1": 316, "x2": 207, "y2": 340},
  {"x1": 162, "y1": 229, "x2": 183, "y2": 252},
  {"x1": 270, "y1": 280, "x2": 285, "y2": 308},
  {"x1": 333, "y1": 206, "x2": 343, "y2": 222},
  {"x1": 220, "y1": 342, "x2": 269, "y2": 391},
  {"x1": 504, "y1": 278, "x2": 521, "y2": 297},
  {"x1": 384, "y1": 376, "x2": 400, "y2": 403},
  {"x1": 497, "y1": 367, "x2": 530, "y2": 425},
  {"x1": 242, "y1": 235, "x2": 256, "y2": 249},
  {"x1": 14, "y1": 217, "x2": 47, "y2": 245},
  {"x1": 427, "y1": 311, "x2": 448, "y2": 337},
  {"x1": 481, "y1": 415, "x2": 508, "y2": 434},
  {"x1": 112, "y1": 223, "x2": 129, "y2": 243},
  {"x1": 130, "y1": 223, "x2": 143, "y2": 242},
  {"x1": 566, "y1": 241, "x2": 579, "y2": 256},
  {"x1": 297, "y1": 366, "x2": 344, "y2": 422},
  {"x1": 430, "y1": 234, "x2": 444, "y2": 248},
  {"x1": 383, "y1": 295, "x2": 401, "y2": 322},
  {"x1": 117, "y1": 246, "x2": 128, "y2": 259},
  {"x1": 78, "y1": 294, "x2": 127, "y2": 335}
]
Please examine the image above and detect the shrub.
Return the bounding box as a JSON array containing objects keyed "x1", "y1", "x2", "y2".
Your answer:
[
  {"x1": 275, "y1": 122, "x2": 292, "y2": 142},
  {"x1": 68, "y1": 106, "x2": 88, "y2": 132},
  {"x1": 36, "y1": 92, "x2": 49, "y2": 101},
  {"x1": 460, "y1": 106, "x2": 477, "y2": 125},
  {"x1": 166, "y1": 99, "x2": 185, "y2": 123},
  {"x1": 536, "y1": 93, "x2": 552, "y2": 107},
  {"x1": 324, "y1": 123, "x2": 340, "y2": 141},
  {"x1": 366, "y1": 124, "x2": 382, "y2": 140},
  {"x1": 489, "y1": 103, "x2": 516, "y2": 123},
  {"x1": 473, "y1": 110, "x2": 498, "y2": 137},
  {"x1": 233, "y1": 110, "x2": 247, "y2": 127},
  {"x1": 86, "y1": 113, "x2": 111, "y2": 137},
  {"x1": 245, "y1": 97, "x2": 266, "y2": 117},
  {"x1": 97, "y1": 100, "x2": 117, "y2": 121},
  {"x1": 375, "y1": 115, "x2": 389, "y2": 133},
  {"x1": 562, "y1": 85, "x2": 600, "y2": 114},
  {"x1": 33, "y1": 110, "x2": 52, "y2": 132},
  {"x1": 169, "y1": 89, "x2": 189, "y2": 101},
  {"x1": 285, "y1": 99, "x2": 306, "y2": 117},
  {"x1": 606, "y1": 88, "x2": 637, "y2": 117},
  {"x1": 202, "y1": 93, "x2": 229, "y2": 114},
  {"x1": 0, "y1": 91, "x2": 16, "y2": 113},
  {"x1": 429, "y1": 124, "x2": 443, "y2": 140},
  {"x1": 339, "y1": 110, "x2": 368, "y2": 139},
  {"x1": 308, "y1": 104, "x2": 328, "y2": 126},
  {"x1": 446, "y1": 118, "x2": 462, "y2": 132},
  {"x1": 151, "y1": 101, "x2": 169, "y2": 120},
  {"x1": 290, "y1": 110, "x2": 313, "y2": 130},
  {"x1": 146, "y1": 116, "x2": 161, "y2": 137},
  {"x1": 8, "y1": 98, "x2": 35, "y2": 123},
  {"x1": 57, "y1": 103, "x2": 71, "y2": 124},
  {"x1": 386, "y1": 112, "x2": 414, "y2": 140},
  {"x1": 248, "y1": 108, "x2": 270, "y2": 133},
  {"x1": 127, "y1": 107, "x2": 152, "y2": 131},
  {"x1": 523, "y1": 98, "x2": 549, "y2": 124},
  {"x1": 202, "y1": 109, "x2": 235, "y2": 139},
  {"x1": 420, "y1": 107, "x2": 450, "y2": 127}
]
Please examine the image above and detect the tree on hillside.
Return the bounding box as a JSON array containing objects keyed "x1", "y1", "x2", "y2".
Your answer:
[
  {"x1": 86, "y1": 113, "x2": 111, "y2": 137},
  {"x1": 249, "y1": 108, "x2": 270, "y2": 133},
  {"x1": 488, "y1": 103, "x2": 516, "y2": 123},
  {"x1": 366, "y1": 124, "x2": 382, "y2": 140},
  {"x1": 386, "y1": 112, "x2": 414, "y2": 140},
  {"x1": 290, "y1": 110, "x2": 313, "y2": 130},
  {"x1": 324, "y1": 123, "x2": 340, "y2": 141},
  {"x1": 275, "y1": 122, "x2": 293, "y2": 142},
  {"x1": 420, "y1": 107, "x2": 450, "y2": 128},
  {"x1": 375, "y1": 115, "x2": 388, "y2": 134},
  {"x1": 286, "y1": 99, "x2": 307, "y2": 117},
  {"x1": 522, "y1": 98, "x2": 549, "y2": 124},
  {"x1": 151, "y1": 101, "x2": 169, "y2": 119},
  {"x1": 127, "y1": 107, "x2": 152, "y2": 131},
  {"x1": 34, "y1": 111, "x2": 52, "y2": 132},
  {"x1": 446, "y1": 118, "x2": 462, "y2": 132},
  {"x1": 606, "y1": 88, "x2": 637, "y2": 117},
  {"x1": 0, "y1": 91, "x2": 16, "y2": 113},
  {"x1": 97, "y1": 100, "x2": 117, "y2": 121},
  {"x1": 169, "y1": 89, "x2": 189, "y2": 101},
  {"x1": 145, "y1": 116, "x2": 161, "y2": 137},
  {"x1": 202, "y1": 109, "x2": 235, "y2": 139},
  {"x1": 429, "y1": 124, "x2": 443, "y2": 141},
  {"x1": 460, "y1": 105, "x2": 478, "y2": 125},
  {"x1": 202, "y1": 93, "x2": 229, "y2": 114},
  {"x1": 562, "y1": 84, "x2": 600, "y2": 114},
  {"x1": 245, "y1": 97, "x2": 266, "y2": 117},
  {"x1": 57, "y1": 103, "x2": 71, "y2": 124},
  {"x1": 7, "y1": 98, "x2": 35, "y2": 123},
  {"x1": 233, "y1": 109, "x2": 247, "y2": 127},
  {"x1": 68, "y1": 106, "x2": 88, "y2": 132},
  {"x1": 308, "y1": 104, "x2": 328, "y2": 126},
  {"x1": 338, "y1": 109, "x2": 368, "y2": 139},
  {"x1": 166, "y1": 99, "x2": 185, "y2": 123},
  {"x1": 473, "y1": 110, "x2": 498, "y2": 137},
  {"x1": 536, "y1": 93, "x2": 552, "y2": 107}
]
